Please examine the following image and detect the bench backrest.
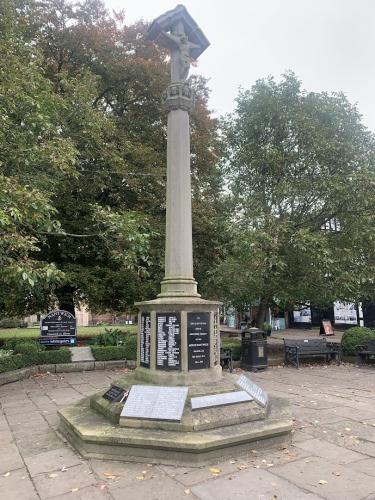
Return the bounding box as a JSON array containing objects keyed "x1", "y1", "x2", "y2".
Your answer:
[
  {"x1": 284, "y1": 339, "x2": 327, "y2": 349},
  {"x1": 362, "y1": 339, "x2": 375, "y2": 349}
]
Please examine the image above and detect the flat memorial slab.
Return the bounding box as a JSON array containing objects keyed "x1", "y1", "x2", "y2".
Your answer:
[
  {"x1": 191, "y1": 391, "x2": 252, "y2": 410},
  {"x1": 236, "y1": 374, "x2": 268, "y2": 407},
  {"x1": 121, "y1": 385, "x2": 188, "y2": 421}
]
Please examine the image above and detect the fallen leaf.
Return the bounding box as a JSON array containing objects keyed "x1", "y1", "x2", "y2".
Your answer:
[
  {"x1": 3, "y1": 472, "x2": 10, "y2": 477},
  {"x1": 136, "y1": 475, "x2": 145, "y2": 480},
  {"x1": 318, "y1": 480, "x2": 328, "y2": 485},
  {"x1": 209, "y1": 467, "x2": 222, "y2": 475}
]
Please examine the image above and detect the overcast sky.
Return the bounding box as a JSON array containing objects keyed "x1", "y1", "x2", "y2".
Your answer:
[{"x1": 105, "y1": 0, "x2": 375, "y2": 132}]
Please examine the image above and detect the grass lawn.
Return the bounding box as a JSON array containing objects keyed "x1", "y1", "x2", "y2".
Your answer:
[{"x1": 0, "y1": 324, "x2": 137, "y2": 340}]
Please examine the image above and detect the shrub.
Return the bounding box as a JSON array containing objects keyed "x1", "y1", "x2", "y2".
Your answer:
[
  {"x1": 341, "y1": 327, "x2": 375, "y2": 356},
  {"x1": 38, "y1": 348, "x2": 71, "y2": 365},
  {"x1": 93, "y1": 328, "x2": 129, "y2": 346},
  {"x1": 91, "y1": 346, "x2": 128, "y2": 361},
  {"x1": 0, "y1": 354, "x2": 24, "y2": 373},
  {"x1": 221, "y1": 338, "x2": 241, "y2": 361},
  {"x1": 0, "y1": 318, "x2": 21, "y2": 328},
  {"x1": 14, "y1": 343, "x2": 41, "y2": 366},
  {"x1": 3, "y1": 338, "x2": 38, "y2": 351},
  {"x1": 0, "y1": 350, "x2": 13, "y2": 359}
]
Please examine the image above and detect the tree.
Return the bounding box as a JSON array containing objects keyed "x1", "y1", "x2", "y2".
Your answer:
[
  {"x1": 0, "y1": 0, "x2": 154, "y2": 316},
  {"x1": 212, "y1": 73, "x2": 375, "y2": 325},
  {"x1": 0, "y1": 0, "x2": 225, "y2": 316}
]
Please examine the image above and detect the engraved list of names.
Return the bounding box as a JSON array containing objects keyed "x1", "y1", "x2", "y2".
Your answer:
[
  {"x1": 156, "y1": 313, "x2": 181, "y2": 370},
  {"x1": 140, "y1": 313, "x2": 151, "y2": 368}
]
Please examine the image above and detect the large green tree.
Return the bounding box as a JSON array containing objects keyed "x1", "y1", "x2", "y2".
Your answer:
[
  {"x1": 0, "y1": 0, "x2": 225, "y2": 317},
  {"x1": 213, "y1": 73, "x2": 375, "y2": 325}
]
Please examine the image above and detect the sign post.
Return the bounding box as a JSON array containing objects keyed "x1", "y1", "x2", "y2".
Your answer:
[{"x1": 39, "y1": 310, "x2": 76, "y2": 346}]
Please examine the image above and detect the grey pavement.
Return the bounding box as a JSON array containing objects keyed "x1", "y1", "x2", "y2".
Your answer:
[{"x1": 0, "y1": 365, "x2": 374, "y2": 499}]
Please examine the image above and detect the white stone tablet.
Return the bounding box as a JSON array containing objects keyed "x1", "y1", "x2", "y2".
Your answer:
[
  {"x1": 191, "y1": 390, "x2": 252, "y2": 410},
  {"x1": 236, "y1": 374, "x2": 268, "y2": 407},
  {"x1": 121, "y1": 385, "x2": 188, "y2": 421}
]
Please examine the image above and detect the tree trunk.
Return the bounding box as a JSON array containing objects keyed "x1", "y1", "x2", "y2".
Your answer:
[
  {"x1": 256, "y1": 300, "x2": 268, "y2": 328},
  {"x1": 55, "y1": 285, "x2": 76, "y2": 316}
]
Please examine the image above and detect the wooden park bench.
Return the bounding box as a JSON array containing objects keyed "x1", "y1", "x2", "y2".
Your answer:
[
  {"x1": 220, "y1": 347, "x2": 233, "y2": 373},
  {"x1": 283, "y1": 338, "x2": 341, "y2": 368},
  {"x1": 356, "y1": 339, "x2": 375, "y2": 365}
]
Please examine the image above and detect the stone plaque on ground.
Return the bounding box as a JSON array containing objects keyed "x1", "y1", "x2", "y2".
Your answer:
[
  {"x1": 121, "y1": 385, "x2": 188, "y2": 421},
  {"x1": 103, "y1": 385, "x2": 128, "y2": 403},
  {"x1": 39, "y1": 310, "x2": 76, "y2": 346},
  {"x1": 156, "y1": 313, "x2": 181, "y2": 370},
  {"x1": 140, "y1": 312, "x2": 151, "y2": 368},
  {"x1": 191, "y1": 390, "x2": 252, "y2": 410},
  {"x1": 188, "y1": 312, "x2": 210, "y2": 370},
  {"x1": 236, "y1": 374, "x2": 268, "y2": 407}
]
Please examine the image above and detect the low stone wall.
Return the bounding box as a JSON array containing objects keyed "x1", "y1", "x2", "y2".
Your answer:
[{"x1": 0, "y1": 359, "x2": 136, "y2": 387}]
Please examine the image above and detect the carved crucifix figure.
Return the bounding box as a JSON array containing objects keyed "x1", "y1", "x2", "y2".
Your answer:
[
  {"x1": 157, "y1": 21, "x2": 201, "y2": 81},
  {"x1": 147, "y1": 5, "x2": 209, "y2": 83}
]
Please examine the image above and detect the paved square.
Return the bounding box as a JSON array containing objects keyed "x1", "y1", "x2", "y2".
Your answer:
[{"x1": 0, "y1": 365, "x2": 374, "y2": 499}]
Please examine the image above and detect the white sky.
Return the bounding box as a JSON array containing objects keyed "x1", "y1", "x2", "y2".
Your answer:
[{"x1": 105, "y1": 0, "x2": 375, "y2": 132}]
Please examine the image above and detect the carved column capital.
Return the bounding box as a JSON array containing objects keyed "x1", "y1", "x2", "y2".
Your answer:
[{"x1": 163, "y1": 83, "x2": 195, "y2": 113}]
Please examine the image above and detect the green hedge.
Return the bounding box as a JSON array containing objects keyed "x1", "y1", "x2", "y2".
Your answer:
[
  {"x1": 91, "y1": 346, "x2": 128, "y2": 361},
  {"x1": 0, "y1": 343, "x2": 72, "y2": 373},
  {"x1": 38, "y1": 348, "x2": 71, "y2": 365},
  {"x1": 0, "y1": 354, "x2": 25, "y2": 373},
  {"x1": 221, "y1": 338, "x2": 241, "y2": 361},
  {"x1": 91, "y1": 334, "x2": 136, "y2": 361},
  {"x1": 3, "y1": 338, "x2": 38, "y2": 350},
  {"x1": 341, "y1": 327, "x2": 375, "y2": 355}
]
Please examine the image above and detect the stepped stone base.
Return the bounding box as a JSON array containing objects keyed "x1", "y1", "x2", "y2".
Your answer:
[{"x1": 58, "y1": 373, "x2": 292, "y2": 466}]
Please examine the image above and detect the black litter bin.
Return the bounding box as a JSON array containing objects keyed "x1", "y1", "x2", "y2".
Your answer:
[{"x1": 241, "y1": 327, "x2": 268, "y2": 371}]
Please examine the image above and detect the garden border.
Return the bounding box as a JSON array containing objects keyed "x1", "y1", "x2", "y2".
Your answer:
[{"x1": 0, "y1": 359, "x2": 136, "y2": 387}]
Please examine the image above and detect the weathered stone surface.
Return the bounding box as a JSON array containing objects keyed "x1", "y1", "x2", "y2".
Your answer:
[
  {"x1": 59, "y1": 394, "x2": 291, "y2": 466},
  {"x1": 271, "y1": 455, "x2": 375, "y2": 499},
  {"x1": 32, "y1": 463, "x2": 96, "y2": 498},
  {"x1": 56, "y1": 362, "x2": 95, "y2": 373},
  {"x1": 0, "y1": 467, "x2": 39, "y2": 500},
  {"x1": 0, "y1": 443, "x2": 24, "y2": 474},
  {"x1": 69, "y1": 347, "x2": 94, "y2": 363},
  {"x1": 191, "y1": 467, "x2": 322, "y2": 500},
  {"x1": 24, "y1": 447, "x2": 83, "y2": 477},
  {"x1": 294, "y1": 437, "x2": 366, "y2": 464},
  {"x1": 1, "y1": 365, "x2": 375, "y2": 499}
]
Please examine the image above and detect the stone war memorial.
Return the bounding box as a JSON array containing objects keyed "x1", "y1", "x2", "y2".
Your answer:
[{"x1": 59, "y1": 5, "x2": 292, "y2": 465}]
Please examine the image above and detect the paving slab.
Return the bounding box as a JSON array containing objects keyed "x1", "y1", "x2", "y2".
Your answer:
[
  {"x1": 0, "y1": 442, "x2": 24, "y2": 474},
  {"x1": 0, "y1": 365, "x2": 375, "y2": 499},
  {"x1": 24, "y1": 447, "x2": 83, "y2": 477},
  {"x1": 32, "y1": 463, "x2": 97, "y2": 499},
  {"x1": 271, "y1": 455, "x2": 375, "y2": 500},
  {"x1": 0, "y1": 467, "x2": 39, "y2": 500},
  {"x1": 191, "y1": 467, "x2": 323, "y2": 500},
  {"x1": 70, "y1": 347, "x2": 95, "y2": 363},
  {"x1": 293, "y1": 438, "x2": 367, "y2": 464}
]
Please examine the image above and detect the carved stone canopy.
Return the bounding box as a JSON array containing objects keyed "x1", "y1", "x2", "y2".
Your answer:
[{"x1": 148, "y1": 4, "x2": 210, "y2": 60}]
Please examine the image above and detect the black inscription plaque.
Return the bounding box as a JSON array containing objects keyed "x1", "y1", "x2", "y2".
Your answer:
[
  {"x1": 39, "y1": 310, "x2": 76, "y2": 346},
  {"x1": 103, "y1": 385, "x2": 128, "y2": 403},
  {"x1": 140, "y1": 313, "x2": 151, "y2": 368},
  {"x1": 156, "y1": 313, "x2": 181, "y2": 370},
  {"x1": 188, "y1": 312, "x2": 210, "y2": 370}
]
